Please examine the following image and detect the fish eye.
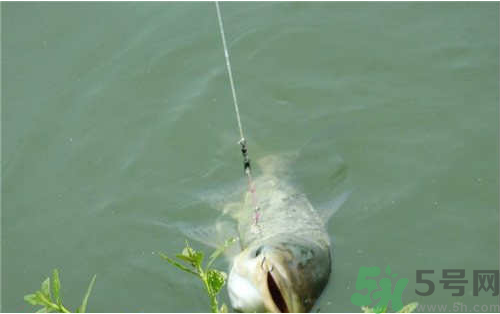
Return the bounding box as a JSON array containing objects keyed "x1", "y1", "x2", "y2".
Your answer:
[{"x1": 253, "y1": 246, "x2": 263, "y2": 257}]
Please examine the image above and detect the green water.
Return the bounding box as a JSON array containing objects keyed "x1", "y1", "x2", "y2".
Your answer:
[{"x1": 2, "y1": 2, "x2": 499, "y2": 312}]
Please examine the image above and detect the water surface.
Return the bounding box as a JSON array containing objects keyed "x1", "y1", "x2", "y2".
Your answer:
[{"x1": 2, "y1": 2, "x2": 499, "y2": 312}]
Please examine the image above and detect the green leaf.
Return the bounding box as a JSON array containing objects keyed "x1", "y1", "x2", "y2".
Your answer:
[
  {"x1": 175, "y1": 253, "x2": 199, "y2": 266},
  {"x1": 179, "y1": 248, "x2": 203, "y2": 267},
  {"x1": 25, "y1": 269, "x2": 95, "y2": 313},
  {"x1": 159, "y1": 252, "x2": 197, "y2": 275},
  {"x1": 161, "y1": 238, "x2": 235, "y2": 312},
  {"x1": 36, "y1": 307, "x2": 48, "y2": 313},
  {"x1": 77, "y1": 274, "x2": 96, "y2": 313},
  {"x1": 361, "y1": 305, "x2": 388, "y2": 314},
  {"x1": 193, "y1": 251, "x2": 204, "y2": 266},
  {"x1": 397, "y1": 302, "x2": 419, "y2": 313},
  {"x1": 392, "y1": 273, "x2": 398, "y2": 278},
  {"x1": 52, "y1": 269, "x2": 62, "y2": 306},
  {"x1": 24, "y1": 293, "x2": 40, "y2": 306},
  {"x1": 206, "y1": 269, "x2": 227, "y2": 295},
  {"x1": 35, "y1": 291, "x2": 51, "y2": 305},
  {"x1": 41, "y1": 277, "x2": 51, "y2": 300},
  {"x1": 385, "y1": 265, "x2": 391, "y2": 276},
  {"x1": 373, "y1": 305, "x2": 387, "y2": 313},
  {"x1": 181, "y1": 245, "x2": 195, "y2": 258}
]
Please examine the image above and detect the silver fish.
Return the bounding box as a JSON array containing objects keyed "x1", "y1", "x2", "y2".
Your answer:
[{"x1": 224, "y1": 156, "x2": 346, "y2": 312}]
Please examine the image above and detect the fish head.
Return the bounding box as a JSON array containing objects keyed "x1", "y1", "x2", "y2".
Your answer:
[{"x1": 228, "y1": 235, "x2": 331, "y2": 312}]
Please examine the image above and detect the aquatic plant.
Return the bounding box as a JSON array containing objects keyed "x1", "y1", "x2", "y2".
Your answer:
[
  {"x1": 361, "y1": 301, "x2": 418, "y2": 313},
  {"x1": 22, "y1": 247, "x2": 416, "y2": 313},
  {"x1": 24, "y1": 269, "x2": 96, "y2": 313},
  {"x1": 159, "y1": 238, "x2": 236, "y2": 313}
]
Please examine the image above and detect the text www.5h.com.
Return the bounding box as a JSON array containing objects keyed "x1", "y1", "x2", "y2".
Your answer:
[{"x1": 416, "y1": 303, "x2": 500, "y2": 312}]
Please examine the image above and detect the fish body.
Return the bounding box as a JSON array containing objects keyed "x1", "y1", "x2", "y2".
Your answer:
[{"x1": 227, "y1": 158, "x2": 333, "y2": 312}]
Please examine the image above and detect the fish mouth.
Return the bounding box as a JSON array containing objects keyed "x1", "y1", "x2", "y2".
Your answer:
[{"x1": 267, "y1": 271, "x2": 289, "y2": 313}]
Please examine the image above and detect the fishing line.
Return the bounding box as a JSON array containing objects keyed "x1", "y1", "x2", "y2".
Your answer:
[
  {"x1": 215, "y1": 1, "x2": 244, "y2": 141},
  {"x1": 215, "y1": 1, "x2": 261, "y2": 229}
]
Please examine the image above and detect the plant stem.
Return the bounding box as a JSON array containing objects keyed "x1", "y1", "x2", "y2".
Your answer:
[
  {"x1": 60, "y1": 305, "x2": 71, "y2": 313},
  {"x1": 46, "y1": 300, "x2": 70, "y2": 313},
  {"x1": 202, "y1": 275, "x2": 217, "y2": 312},
  {"x1": 197, "y1": 265, "x2": 218, "y2": 313}
]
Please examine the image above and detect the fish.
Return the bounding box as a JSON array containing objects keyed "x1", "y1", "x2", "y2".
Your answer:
[
  {"x1": 224, "y1": 155, "x2": 348, "y2": 313},
  {"x1": 179, "y1": 154, "x2": 349, "y2": 312}
]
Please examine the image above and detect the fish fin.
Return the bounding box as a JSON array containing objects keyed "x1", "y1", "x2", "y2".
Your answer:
[
  {"x1": 317, "y1": 190, "x2": 352, "y2": 222},
  {"x1": 170, "y1": 219, "x2": 241, "y2": 260},
  {"x1": 223, "y1": 201, "x2": 243, "y2": 218},
  {"x1": 192, "y1": 179, "x2": 247, "y2": 213}
]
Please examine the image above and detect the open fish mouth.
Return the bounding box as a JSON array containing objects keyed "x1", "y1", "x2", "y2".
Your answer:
[{"x1": 267, "y1": 271, "x2": 289, "y2": 313}]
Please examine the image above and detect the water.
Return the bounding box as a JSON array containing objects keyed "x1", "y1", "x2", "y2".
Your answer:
[{"x1": 2, "y1": 2, "x2": 499, "y2": 312}]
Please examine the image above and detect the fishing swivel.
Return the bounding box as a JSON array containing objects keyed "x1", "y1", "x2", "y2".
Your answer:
[
  {"x1": 216, "y1": 1, "x2": 261, "y2": 229},
  {"x1": 239, "y1": 138, "x2": 251, "y2": 174}
]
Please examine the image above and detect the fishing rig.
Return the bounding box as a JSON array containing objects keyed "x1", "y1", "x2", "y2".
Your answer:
[{"x1": 215, "y1": 2, "x2": 261, "y2": 230}]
